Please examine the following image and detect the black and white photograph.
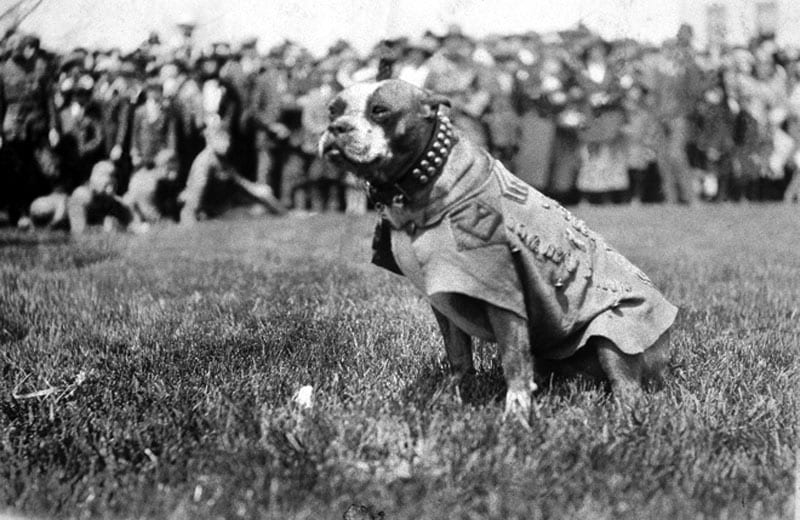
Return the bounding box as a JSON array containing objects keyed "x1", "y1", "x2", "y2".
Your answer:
[{"x1": 0, "y1": 0, "x2": 798, "y2": 518}]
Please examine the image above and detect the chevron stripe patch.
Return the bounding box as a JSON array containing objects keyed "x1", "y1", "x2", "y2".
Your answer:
[{"x1": 497, "y1": 170, "x2": 529, "y2": 204}]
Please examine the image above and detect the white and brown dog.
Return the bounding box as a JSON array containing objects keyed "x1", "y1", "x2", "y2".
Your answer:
[{"x1": 320, "y1": 80, "x2": 677, "y2": 422}]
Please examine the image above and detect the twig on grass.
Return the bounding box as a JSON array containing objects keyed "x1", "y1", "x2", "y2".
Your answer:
[{"x1": 12, "y1": 369, "x2": 88, "y2": 401}]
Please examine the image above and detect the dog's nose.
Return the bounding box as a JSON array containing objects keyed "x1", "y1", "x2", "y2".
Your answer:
[{"x1": 328, "y1": 120, "x2": 355, "y2": 136}]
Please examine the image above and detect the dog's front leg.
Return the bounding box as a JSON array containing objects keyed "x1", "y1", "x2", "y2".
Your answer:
[
  {"x1": 486, "y1": 305, "x2": 537, "y2": 426},
  {"x1": 431, "y1": 306, "x2": 474, "y2": 394}
]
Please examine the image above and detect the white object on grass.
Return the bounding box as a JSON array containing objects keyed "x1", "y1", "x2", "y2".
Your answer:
[{"x1": 292, "y1": 385, "x2": 314, "y2": 409}]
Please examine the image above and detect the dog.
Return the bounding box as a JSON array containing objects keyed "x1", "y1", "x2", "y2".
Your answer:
[{"x1": 320, "y1": 79, "x2": 678, "y2": 422}]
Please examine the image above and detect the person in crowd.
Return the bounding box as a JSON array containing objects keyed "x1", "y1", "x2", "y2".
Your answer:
[
  {"x1": 728, "y1": 46, "x2": 775, "y2": 201},
  {"x1": 693, "y1": 69, "x2": 735, "y2": 201},
  {"x1": 28, "y1": 190, "x2": 69, "y2": 229},
  {"x1": 198, "y1": 48, "x2": 241, "y2": 138},
  {"x1": 480, "y1": 41, "x2": 519, "y2": 165},
  {"x1": 646, "y1": 24, "x2": 706, "y2": 204},
  {"x1": 6, "y1": 21, "x2": 800, "y2": 230},
  {"x1": 512, "y1": 42, "x2": 574, "y2": 193},
  {"x1": 54, "y1": 73, "x2": 105, "y2": 192},
  {"x1": 425, "y1": 26, "x2": 493, "y2": 149},
  {"x1": 66, "y1": 160, "x2": 132, "y2": 235},
  {"x1": 168, "y1": 58, "x2": 206, "y2": 188},
  {"x1": 273, "y1": 48, "x2": 318, "y2": 209},
  {"x1": 548, "y1": 48, "x2": 586, "y2": 204},
  {"x1": 96, "y1": 55, "x2": 139, "y2": 194},
  {"x1": 292, "y1": 60, "x2": 343, "y2": 212},
  {"x1": 751, "y1": 41, "x2": 791, "y2": 200},
  {"x1": 623, "y1": 81, "x2": 660, "y2": 204},
  {"x1": 396, "y1": 35, "x2": 436, "y2": 88},
  {"x1": 784, "y1": 118, "x2": 800, "y2": 203},
  {"x1": 222, "y1": 38, "x2": 289, "y2": 187},
  {"x1": 178, "y1": 124, "x2": 286, "y2": 224},
  {"x1": 575, "y1": 37, "x2": 630, "y2": 203},
  {"x1": 131, "y1": 79, "x2": 176, "y2": 170},
  {"x1": 124, "y1": 148, "x2": 179, "y2": 227},
  {"x1": 0, "y1": 33, "x2": 59, "y2": 228}
]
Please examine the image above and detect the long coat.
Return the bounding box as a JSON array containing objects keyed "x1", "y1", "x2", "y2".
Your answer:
[
  {"x1": 56, "y1": 101, "x2": 105, "y2": 190},
  {"x1": 131, "y1": 102, "x2": 176, "y2": 167},
  {"x1": 0, "y1": 54, "x2": 56, "y2": 142}
]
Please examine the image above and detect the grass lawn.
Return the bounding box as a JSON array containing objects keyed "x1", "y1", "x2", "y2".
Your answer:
[{"x1": 1, "y1": 204, "x2": 798, "y2": 519}]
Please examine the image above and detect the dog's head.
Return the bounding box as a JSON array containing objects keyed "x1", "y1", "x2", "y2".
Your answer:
[{"x1": 320, "y1": 79, "x2": 450, "y2": 185}]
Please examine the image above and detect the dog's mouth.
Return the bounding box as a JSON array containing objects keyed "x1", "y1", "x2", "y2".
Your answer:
[{"x1": 321, "y1": 139, "x2": 383, "y2": 171}]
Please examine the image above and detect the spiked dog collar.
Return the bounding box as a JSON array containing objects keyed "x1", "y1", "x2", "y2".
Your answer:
[{"x1": 369, "y1": 111, "x2": 456, "y2": 208}]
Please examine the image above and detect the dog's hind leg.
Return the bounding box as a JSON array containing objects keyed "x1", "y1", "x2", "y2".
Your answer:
[
  {"x1": 641, "y1": 330, "x2": 671, "y2": 389},
  {"x1": 594, "y1": 337, "x2": 644, "y2": 406}
]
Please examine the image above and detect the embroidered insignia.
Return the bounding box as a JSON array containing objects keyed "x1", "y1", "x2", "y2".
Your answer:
[
  {"x1": 507, "y1": 221, "x2": 541, "y2": 256},
  {"x1": 543, "y1": 244, "x2": 565, "y2": 263},
  {"x1": 565, "y1": 228, "x2": 587, "y2": 251},
  {"x1": 564, "y1": 252, "x2": 579, "y2": 273},
  {"x1": 449, "y1": 200, "x2": 503, "y2": 250},
  {"x1": 507, "y1": 221, "x2": 570, "y2": 264},
  {"x1": 498, "y1": 171, "x2": 529, "y2": 203}
]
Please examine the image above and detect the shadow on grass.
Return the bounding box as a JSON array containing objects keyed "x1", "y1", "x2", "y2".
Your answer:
[
  {"x1": 0, "y1": 315, "x2": 28, "y2": 344},
  {"x1": 0, "y1": 240, "x2": 118, "y2": 271},
  {"x1": 0, "y1": 230, "x2": 70, "y2": 248},
  {"x1": 402, "y1": 358, "x2": 508, "y2": 410},
  {"x1": 401, "y1": 351, "x2": 634, "y2": 413}
]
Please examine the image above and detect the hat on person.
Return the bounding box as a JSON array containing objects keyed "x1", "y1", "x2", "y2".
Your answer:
[
  {"x1": 580, "y1": 36, "x2": 613, "y2": 63},
  {"x1": 60, "y1": 50, "x2": 86, "y2": 72},
  {"x1": 328, "y1": 38, "x2": 352, "y2": 56},
  {"x1": 405, "y1": 35, "x2": 437, "y2": 57},
  {"x1": 212, "y1": 41, "x2": 232, "y2": 58},
  {"x1": 19, "y1": 33, "x2": 40, "y2": 50},
  {"x1": 239, "y1": 37, "x2": 258, "y2": 52}
]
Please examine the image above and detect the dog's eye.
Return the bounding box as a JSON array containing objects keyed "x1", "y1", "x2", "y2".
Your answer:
[{"x1": 371, "y1": 105, "x2": 390, "y2": 118}]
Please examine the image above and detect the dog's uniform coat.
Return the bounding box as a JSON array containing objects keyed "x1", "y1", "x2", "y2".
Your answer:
[{"x1": 374, "y1": 155, "x2": 678, "y2": 360}]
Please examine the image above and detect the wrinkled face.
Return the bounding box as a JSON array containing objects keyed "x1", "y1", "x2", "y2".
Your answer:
[{"x1": 320, "y1": 80, "x2": 445, "y2": 185}]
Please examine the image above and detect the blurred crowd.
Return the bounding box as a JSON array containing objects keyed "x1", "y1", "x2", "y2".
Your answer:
[{"x1": 2, "y1": 21, "x2": 800, "y2": 234}]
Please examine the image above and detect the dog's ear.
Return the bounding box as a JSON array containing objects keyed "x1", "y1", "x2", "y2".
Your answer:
[{"x1": 420, "y1": 91, "x2": 451, "y2": 119}]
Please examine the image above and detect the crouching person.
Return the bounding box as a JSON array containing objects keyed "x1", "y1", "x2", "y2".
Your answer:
[
  {"x1": 29, "y1": 192, "x2": 70, "y2": 229},
  {"x1": 179, "y1": 125, "x2": 287, "y2": 224},
  {"x1": 67, "y1": 160, "x2": 133, "y2": 235},
  {"x1": 124, "y1": 149, "x2": 180, "y2": 229}
]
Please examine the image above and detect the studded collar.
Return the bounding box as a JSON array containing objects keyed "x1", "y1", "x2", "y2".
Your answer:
[{"x1": 368, "y1": 110, "x2": 456, "y2": 207}]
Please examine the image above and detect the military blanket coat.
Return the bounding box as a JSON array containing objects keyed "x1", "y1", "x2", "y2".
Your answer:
[{"x1": 373, "y1": 157, "x2": 677, "y2": 360}]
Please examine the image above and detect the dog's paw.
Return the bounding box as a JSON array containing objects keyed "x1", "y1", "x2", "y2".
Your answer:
[
  {"x1": 612, "y1": 382, "x2": 645, "y2": 411},
  {"x1": 503, "y1": 382, "x2": 536, "y2": 430}
]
